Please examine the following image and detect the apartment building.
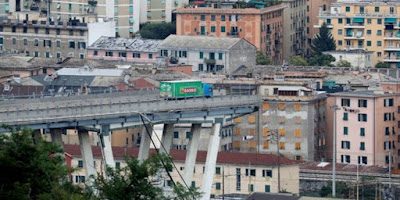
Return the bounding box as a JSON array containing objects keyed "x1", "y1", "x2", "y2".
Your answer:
[
  {"x1": 4, "y1": 0, "x2": 187, "y2": 37},
  {"x1": 316, "y1": 0, "x2": 400, "y2": 68},
  {"x1": 158, "y1": 35, "x2": 257, "y2": 73},
  {"x1": 64, "y1": 145, "x2": 300, "y2": 196},
  {"x1": 87, "y1": 36, "x2": 161, "y2": 64},
  {"x1": 328, "y1": 90, "x2": 400, "y2": 169},
  {"x1": 306, "y1": 0, "x2": 337, "y2": 55},
  {"x1": 281, "y1": 0, "x2": 307, "y2": 62},
  {"x1": 175, "y1": 5, "x2": 285, "y2": 64},
  {"x1": 0, "y1": 12, "x2": 115, "y2": 59}
]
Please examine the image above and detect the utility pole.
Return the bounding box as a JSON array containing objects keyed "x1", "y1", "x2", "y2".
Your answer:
[
  {"x1": 330, "y1": 105, "x2": 340, "y2": 198},
  {"x1": 357, "y1": 163, "x2": 359, "y2": 200},
  {"x1": 222, "y1": 167, "x2": 224, "y2": 200}
]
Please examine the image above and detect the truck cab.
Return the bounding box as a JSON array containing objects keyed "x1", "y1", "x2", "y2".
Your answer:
[{"x1": 203, "y1": 83, "x2": 214, "y2": 98}]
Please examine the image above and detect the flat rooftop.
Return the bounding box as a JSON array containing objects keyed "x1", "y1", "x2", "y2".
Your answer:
[
  {"x1": 88, "y1": 36, "x2": 162, "y2": 52},
  {"x1": 329, "y1": 90, "x2": 399, "y2": 98}
]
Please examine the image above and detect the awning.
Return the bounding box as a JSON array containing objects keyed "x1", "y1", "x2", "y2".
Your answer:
[
  {"x1": 115, "y1": 28, "x2": 119, "y2": 33},
  {"x1": 129, "y1": 28, "x2": 134, "y2": 33},
  {"x1": 385, "y1": 18, "x2": 396, "y2": 23},
  {"x1": 57, "y1": 3, "x2": 61, "y2": 9},
  {"x1": 396, "y1": 51, "x2": 400, "y2": 55},
  {"x1": 353, "y1": 18, "x2": 364, "y2": 23},
  {"x1": 129, "y1": 17, "x2": 134, "y2": 23},
  {"x1": 397, "y1": 31, "x2": 400, "y2": 37}
]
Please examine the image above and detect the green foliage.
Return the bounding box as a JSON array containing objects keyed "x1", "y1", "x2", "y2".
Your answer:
[
  {"x1": 289, "y1": 55, "x2": 308, "y2": 66},
  {"x1": 138, "y1": 22, "x2": 176, "y2": 39},
  {"x1": 0, "y1": 127, "x2": 87, "y2": 200},
  {"x1": 336, "y1": 60, "x2": 352, "y2": 68},
  {"x1": 256, "y1": 51, "x2": 273, "y2": 65},
  {"x1": 93, "y1": 153, "x2": 202, "y2": 200},
  {"x1": 308, "y1": 54, "x2": 336, "y2": 67},
  {"x1": 312, "y1": 23, "x2": 336, "y2": 54},
  {"x1": 375, "y1": 61, "x2": 390, "y2": 68},
  {"x1": 319, "y1": 181, "x2": 349, "y2": 198}
]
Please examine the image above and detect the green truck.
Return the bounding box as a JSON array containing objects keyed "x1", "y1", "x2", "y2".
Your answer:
[{"x1": 160, "y1": 80, "x2": 214, "y2": 99}]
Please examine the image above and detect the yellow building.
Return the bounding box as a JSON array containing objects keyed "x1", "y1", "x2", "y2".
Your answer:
[
  {"x1": 316, "y1": 1, "x2": 400, "y2": 68},
  {"x1": 64, "y1": 145, "x2": 300, "y2": 197}
]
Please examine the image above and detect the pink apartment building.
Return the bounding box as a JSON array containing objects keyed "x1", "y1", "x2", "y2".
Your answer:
[
  {"x1": 87, "y1": 37, "x2": 161, "y2": 64},
  {"x1": 328, "y1": 91, "x2": 400, "y2": 170}
]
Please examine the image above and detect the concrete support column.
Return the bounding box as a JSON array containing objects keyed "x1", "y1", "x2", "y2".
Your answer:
[
  {"x1": 78, "y1": 129, "x2": 96, "y2": 184},
  {"x1": 138, "y1": 124, "x2": 153, "y2": 161},
  {"x1": 201, "y1": 121, "x2": 222, "y2": 200},
  {"x1": 100, "y1": 125, "x2": 115, "y2": 169},
  {"x1": 50, "y1": 128, "x2": 63, "y2": 147},
  {"x1": 160, "y1": 124, "x2": 174, "y2": 154},
  {"x1": 32, "y1": 129, "x2": 42, "y2": 144},
  {"x1": 183, "y1": 124, "x2": 202, "y2": 186}
]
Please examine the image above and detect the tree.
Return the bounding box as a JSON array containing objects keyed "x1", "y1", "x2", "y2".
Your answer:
[
  {"x1": 93, "y1": 153, "x2": 202, "y2": 200},
  {"x1": 256, "y1": 51, "x2": 272, "y2": 65},
  {"x1": 319, "y1": 181, "x2": 349, "y2": 198},
  {"x1": 311, "y1": 23, "x2": 336, "y2": 54},
  {"x1": 375, "y1": 61, "x2": 390, "y2": 68},
  {"x1": 289, "y1": 55, "x2": 308, "y2": 66},
  {"x1": 0, "y1": 127, "x2": 87, "y2": 200},
  {"x1": 308, "y1": 54, "x2": 336, "y2": 67},
  {"x1": 138, "y1": 22, "x2": 176, "y2": 39},
  {"x1": 336, "y1": 60, "x2": 352, "y2": 68}
]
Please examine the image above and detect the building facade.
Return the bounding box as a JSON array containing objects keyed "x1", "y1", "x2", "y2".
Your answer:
[
  {"x1": 64, "y1": 145, "x2": 300, "y2": 196},
  {"x1": 0, "y1": 13, "x2": 115, "y2": 59},
  {"x1": 87, "y1": 36, "x2": 161, "y2": 64},
  {"x1": 316, "y1": 0, "x2": 400, "y2": 68},
  {"x1": 175, "y1": 6, "x2": 284, "y2": 64},
  {"x1": 323, "y1": 49, "x2": 374, "y2": 68},
  {"x1": 281, "y1": 0, "x2": 307, "y2": 63},
  {"x1": 158, "y1": 35, "x2": 257, "y2": 74},
  {"x1": 3, "y1": 0, "x2": 187, "y2": 37},
  {"x1": 329, "y1": 91, "x2": 400, "y2": 169}
]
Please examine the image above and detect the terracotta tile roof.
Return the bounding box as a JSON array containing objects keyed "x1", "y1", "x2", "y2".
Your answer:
[{"x1": 64, "y1": 145, "x2": 297, "y2": 166}]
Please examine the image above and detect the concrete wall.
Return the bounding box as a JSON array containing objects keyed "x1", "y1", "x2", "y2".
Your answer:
[
  {"x1": 323, "y1": 51, "x2": 373, "y2": 68},
  {"x1": 88, "y1": 21, "x2": 116, "y2": 46},
  {"x1": 228, "y1": 39, "x2": 257, "y2": 74},
  {"x1": 87, "y1": 49, "x2": 159, "y2": 63}
]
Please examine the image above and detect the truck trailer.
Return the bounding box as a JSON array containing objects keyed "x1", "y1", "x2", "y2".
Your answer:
[{"x1": 160, "y1": 80, "x2": 213, "y2": 99}]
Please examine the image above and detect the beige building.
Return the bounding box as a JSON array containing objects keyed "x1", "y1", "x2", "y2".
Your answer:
[
  {"x1": 281, "y1": 0, "x2": 307, "y2": 62},
  {"x1": 64, "y1": 145, "x2": 300, "y2": 196},
  {"x1": 316, "y1": 0, "x2": 400, "y2": 68}
]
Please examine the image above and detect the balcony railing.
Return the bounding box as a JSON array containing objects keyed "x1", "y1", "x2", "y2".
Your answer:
[{"x1": 204, "y1": 58, "x2": 216, "y2": 64}]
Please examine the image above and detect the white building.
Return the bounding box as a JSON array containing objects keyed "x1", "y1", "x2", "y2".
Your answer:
[{"x1": 323, "y1": 49, "x2": 374, "y2": 68}]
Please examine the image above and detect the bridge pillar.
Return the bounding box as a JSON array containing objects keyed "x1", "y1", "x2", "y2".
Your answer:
[
  {"x1": 138, "y1": 124, "x2": 153, "y2": 161},
  {"x1": 183, "y1": 123, "x2": 201, "y2": 186},
  {"x1": 50, "y1": 128, "x2": 63, "y2": 148},
  {"x1": 100, "y1": 125, "x2": 115, "y2": 169},
  {"x1": 32, "y1": 129, "x2": 42, "y2": 144},
  {"x1": 201, "y1": 121, "x2": 222, "y2": 200},
  {"x1": 78, "y1": 129, "x2": 96, "y2": 184},
  {"x1": 160, "y1": 124, "x2": 174, "y2": 154}
]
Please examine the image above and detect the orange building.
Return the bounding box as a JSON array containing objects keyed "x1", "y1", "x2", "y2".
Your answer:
[{"x1": 175, "y1": 5, "x2": 285, "y2": 64}]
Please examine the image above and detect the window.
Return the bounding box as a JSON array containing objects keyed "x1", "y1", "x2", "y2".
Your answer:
[
  {"x1": 75, "y1": 176, "x2": 85, "y2": 183},
  {"x1": 198, "y1": 64, "x2": 203, "y2": 71},
  {"x1": 245, "y1": 169, "x2": 256, "y2": 176},
  {"x1": 216, "y1": 167, "x2": 221, "y2": 175},
  {"x1": 375, "y1": 7, "x2": 379, "y2": 12},
  {"x1": 263, "y1": 141, "x2": 269, "y2": 149},
  {"x1": 295, "y1": 129, "x2": 301, "y2": 137},
  {"x1": 279, "y1": 129, "x2": 285, "y2": 136},
  {"x1": 78, "y1": 160, "x2": 83, "y2": 168},
  {"x1": 360, "y1": 128, "x2": 365, "y2": 136},
  {"x1": 378, "y1": 19, "x2": 382, "y2": 24},
  {"x1": 358, "y1": 99, "x2": 367, "y2": 108},
  {"x1": 384, "y1": 98, "x2": 394, "y2": 107},
  {"x1": 69, "y1": 3, "x2": 72, "y2": 10},
  {"x1": 93, "y1": 51, "x2": 98, "y2": 56},
  {"x1": 377, "y1": 30, "x2": 382, "y2": 36},
  {"x1": 338, "y1": 40, "x2": 342, "y2": 46},
  {"x1": 345, "y1": 7, "x2": 350, "y2": 12},
  {"x1": 186, "y1": 131, "x2": 191, "y2": 139},
  {"x1": 249, "y1": 184, "x2": 254, "y2": 192},
  {"x1": 360, "y1": 142, "x2": 365, "y2": 150},
  {"x1": 279, "y1": 142, "x2": 285, "y2": 149},
  {"x1": 200, "y1": 15, "x2": 205, "y2": 21},
  {"x1": 344, "y1": 127, "x2": 348, "y2": 135},
  {"x1": 118, "y1": 52, "x2": 126, "y2": 58},
  {"x1": 34, "y1": 39, "x2": 39, "y2": 46},
  {"x1": 341, "y1": 141, "x2": 350, "y2": 149},
  {"x1": 265, "y1": 185, "x2": 271, "y2": 192},
  {"x1": 56, "y1": 40, "x2": 61, "y2": 48},
  {"x1": 148, "y1": 54, "x2": 153, "y2": 59},
  {"x1": 221, "y1": 15, "x2": 225, "y2": 21},
  {"x1": 358, "y1": 156, "x2": 367, "y2": 165},
  {"x1": 12, "y1": 38, "x2": 16, "y2": 45},
  {"x1": 218, "y1": 53, "x2": 223, "y2": 60},
  {"x1": 106, "y1": 51, "x2": 113, "y2": 57},
  {"x1": 45, "y1": 52, "x2": 50, "y2": 58},
  {"x1": 200, "y1": 26, "x2": 205, "y2": 35},
  {"x1": 358, "y1": 114, "x2": 367, "y2": 122},
  {"x1": 377, "y1": 41, "x2": 382, "y2": 46},
  {"x1": 262, "y1": 170, "x2": 272, "y2": 177},
  {"x1": 174, "y1": 131, "x2": 179, "y2": 138},
  {"x1": 385, "y1": 127, "x2": 390, "y2": 136},
  {"x1": 129, "y1": 6, "x2": 133, "y2": 14},
  {"x1": 34, "y1": 51, "x2": 39, "y2": 57},
  {"x1": 341, "y1": 155, "x2": 351, "y2": 163},
  {"x1": 23, "y1": 27, "x2": 27, "y2": 33},
  {"x1": 211, "y1": 26, "x2": 215, "y2": 32},
  {"x1": 34, "y1": 27, "x2": 38, "y2": 34},
  {"x1": 211, "y1": 15, "x2": 215, "y2": 21},
  {"x1": 343, "y1": 112, "x2": 348, "y2": 121},
  {"x1": 295, "y1": 142, "x2": 301, "y2": 150},
  {"x1": 56, "y1": 29, "x2": 60, "y2": 35},
  {"x1": 367, "y1": 30, "x2": 371, "y2": 35},
  {"x1": 216, "y1": 182, "x2": 221, "y2": 190},
  {"x1": 338, "y1": 29, "x2": 343, "y2": 35},
  {"x1": 133, "y1": 53, "x2": 141, "y2": 58},
  {"x1": 45, "y1": 28, "x2": 50, "y2": 34},
  {"x1": 191, "y1": 181, "x2": 195, "y2": 188},
  {"x1": 236, "y1": 168, "x2": 241, "y2": 191},
  {"x1": 69, "y1": 41, "x2": 75, "y2": 49},
  {"x1": 384, "y1": 113, "x2": 392, "y2": 121},
  {"x1": 341, "y1": 98, "x2": 350, "y2": 107},
  {"x1": 69, "y1": 29, "x2": 73, "y2": 36},
  {"x1": 367, "y1": 41, "x2": 371, "y2": 46},
  {"x1": 11, "y1": 26, "x2": 16, "y2": 33},
  {"x1": 338, "y1": 18, "x2": 342, "y2": 24},
  {"x1": 116, "y1": 162, "x2": 120, "y2": 169}
]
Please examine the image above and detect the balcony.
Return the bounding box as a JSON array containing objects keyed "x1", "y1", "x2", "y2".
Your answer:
[
  {"x1": 204, "y1": 58, "x2": 216, "y2": 64},
  {"x1": 345, "y1": 45, "x2": 364, "y2": 50},
  {"x1": 344, "y1": 32, "x2": 364, "y2": 39},
  {"x1": 383, "y1": 55, "x2": 400, "y2": 62},
  {"x1": 384, "y1": 32, "x2": 400, "y2": 40},
  {"x1": 344, "y1": 23, "x2": 365, "y2": 28},
  {"x1": 384, "y1": 45, "x2": 400, "y2": 51},
  {"x1": 313, "y1": 23, "x2": 333, "y2": 28}
]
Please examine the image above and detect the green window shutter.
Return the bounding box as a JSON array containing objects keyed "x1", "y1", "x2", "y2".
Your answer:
[
  {"x1": 344, "y1": 127, "x2": 348, "y2": 135},
  {"x1": 343, "y1": 113, "x2": 348, "y2": 121},
  {"x1": 360, "y1": 128, "x2": 365, "y2": 136},
  {"x1": 199, "y1": 52, "x2": 203, "y2": 59}
]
